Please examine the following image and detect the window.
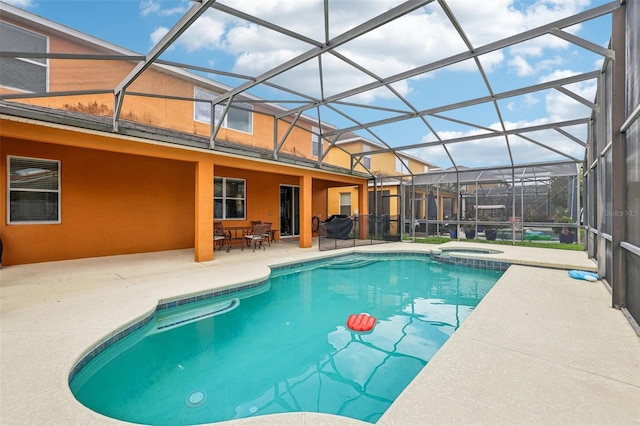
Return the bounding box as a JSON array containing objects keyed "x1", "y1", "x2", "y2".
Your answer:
[
  {"x1": 396, "y1": 157, "x2": 409, "y2": 174},
  {"x1": 8, "y1": 156, "x2": 60, "y2": 223},
  {"x1": 312, "y1": 126, "x2": 320, "y2": 157},
  {"x1": 362, "y1": 145, "x2": 371, "y2": 169},
  {"x1": 339, "y1": 192, "x2": 351, "y2": 216},
  {"x1": 214, "y1": 177, "x2": 245, "y2": 219},
  {"x1": 194, "y1": 87, "x2": 253, "y2": 133},
  {"x1": 0, "y1": 22, "x2": 48, "y2": 92}
]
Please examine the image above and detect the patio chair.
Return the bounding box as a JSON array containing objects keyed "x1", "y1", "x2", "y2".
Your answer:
[
  {"x1": 243, "y1": 223, "x2": 270, "y2": 252},
  {"x1": 245, "y1": 221, "x2": 264, "y2": 247},
  {"x1": 262, "y1": 222, "x2": 273, "y2": 246},
  {"x1": 214, "y1": 222, "x2": 231, "y2": 252}
]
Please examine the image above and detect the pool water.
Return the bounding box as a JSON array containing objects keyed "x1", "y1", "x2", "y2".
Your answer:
[{"x1": 70, "y1": 254, "x2": 503, "y2": 425}]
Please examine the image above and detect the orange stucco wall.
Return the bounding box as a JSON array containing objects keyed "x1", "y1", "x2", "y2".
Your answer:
[
  {"x1": 1, "y1": 138, "x2": 195, "y2": 265},
  {"x1": 324, "y1": 141, "x2": 359, "y2": 171},
  {"x1": 311, "y1": 180, "x2": 331, "y2": 220},
  {"x1": 0, "y1": 116, "x2": 369, "y2": 265}
]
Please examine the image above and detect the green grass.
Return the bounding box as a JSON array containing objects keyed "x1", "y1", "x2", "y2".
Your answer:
[{"x1": 404, "y1": 236, "x2": 585, "y2": 251}]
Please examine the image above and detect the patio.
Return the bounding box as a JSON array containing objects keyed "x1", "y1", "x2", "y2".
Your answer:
[{"x1": 1, "y1": 241, "x2": 638, "y2": 425}]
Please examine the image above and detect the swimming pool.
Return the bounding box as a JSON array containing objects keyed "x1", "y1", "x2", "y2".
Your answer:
[{"x1": 69, "y1": 253, "x2": 503, "y2": 424}]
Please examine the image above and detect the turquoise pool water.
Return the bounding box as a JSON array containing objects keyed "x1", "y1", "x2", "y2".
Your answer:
[{"x1": 70, "y1": 254, "x2": 503, "y2": 425}]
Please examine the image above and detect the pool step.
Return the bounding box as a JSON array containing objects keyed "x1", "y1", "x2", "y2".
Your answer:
[
  {"x1": 153, "y1": 298, "x2": 240, "y2": 333},
  {"x1": 270, "y1": 255, "x2": 380, "y2": 277},
  {"x1": 324, "y1": 256, "x2": 378, "y2": 269}
]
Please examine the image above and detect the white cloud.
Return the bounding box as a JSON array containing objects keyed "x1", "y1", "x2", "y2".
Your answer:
[
  {"x1": 509, "y1": 54, "x2": 566, "y2": 77},
  {"x1": 415, "y1": 90, "x2": 591, "y2": 168},
  {"x1": 416, "y1": 118, "x2": 587, "y2": 167},
  {"x1": 449, "y1": 0, "x2": 592, "y2": 79},
  {"x1": 140, "y1": 0, "x2": 160, "y2": 17},
  {"x1": 524, "y1": 94, "x2": 539, "y2": 106},
  {"x1": 447, "y1": 0, "x2": 586, "y2": 45},
  {"x1": 543, "y1": 77, "x2": 596, "y2": 121},
  {"x1": 224, "y1": 21, "x2": 305, "y2": 57},
  {"x1": 140, "y1": 0, "x2": 189, "y2": 17},
  {"x1": 509, "y1": 55, "x2": 535, "y2": 76},
  {"x1": 135, "y1": 0, "x2": 603, "y2": 158},
  {"x1": 2, "y1": 0, "x2": 34, "y2": 7},
  {"x1": 539, "y1": 68, "x2": 578, "y2": 83},
  {"x1": 150, "y1": 27, "x2": 169, "y2": 46},
  {"x1": 178, "y1": 15, "x2": 228, "y2": 52},
  {"x1": 593, "y1": 56, "x2": 605, "y2": 70},
  {"x1": 534, "y1": 56, "x2": 565, "y2": 72},
  {"x1": 164, "y1": 0, "x2": 598, "y2": 103},
  {"x1": 423, "y1": 66, "x2": 594, "y2": 167}
]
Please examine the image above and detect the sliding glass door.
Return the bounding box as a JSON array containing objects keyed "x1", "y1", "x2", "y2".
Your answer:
[{"x1": 280, "y1": 185, "x2": 300, "y2": 238}]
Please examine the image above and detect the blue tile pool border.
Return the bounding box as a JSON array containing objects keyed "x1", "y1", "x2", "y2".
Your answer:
[
  {"x1": 270, "y1": 250, "x2": 514, "y2": 272},
  {"x1": 431, "y1": 253, "x2": 511, "y2": 271},
  {"x1": 155, "y1": 280, "x2": 266, "y2": 310},
  {"x1": 270, "y1": 251, "x2": 438, "y2": 272}
]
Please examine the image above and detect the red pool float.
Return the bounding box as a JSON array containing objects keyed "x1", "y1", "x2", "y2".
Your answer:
[{"x1": 346, "y1": 313, "x2": 377, "y2": 332}]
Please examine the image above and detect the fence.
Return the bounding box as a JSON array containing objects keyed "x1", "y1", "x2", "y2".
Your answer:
[{"x1": 317, "y1": 214, "x2": 400, "y2": 251}]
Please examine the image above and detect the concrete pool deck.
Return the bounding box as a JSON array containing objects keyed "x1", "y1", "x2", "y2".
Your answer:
[{"x1": 1, "y1": 241, "x2": 639, "y2": 425}]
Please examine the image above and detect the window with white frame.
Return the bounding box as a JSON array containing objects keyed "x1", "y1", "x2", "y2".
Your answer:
[
  {"x1": 214, "y1": 177, "x2": 245, "y2": 219},
  {"x1": 0, "y1": 22, "x2": 48, "y2": 93},
  {"x1": 194, "y1": 87, "x2": 253, "y2": 133},
  {"x1": 8, "y1": 156, "x2": 60, "y2": 223},
  {"x1": 339, "y1": 192, "x2": 351, "y2": 216},
  {"x1": 396, "y1": 157, "x2": 409, "y2": 174},
  {"x1": 312, "y1": 126, "x2": 320, "y2": 157}
]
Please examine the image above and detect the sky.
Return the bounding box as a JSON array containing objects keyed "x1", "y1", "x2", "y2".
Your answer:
[{"x1": 3, "y1": 0, "x2": 614, "y2": 169}]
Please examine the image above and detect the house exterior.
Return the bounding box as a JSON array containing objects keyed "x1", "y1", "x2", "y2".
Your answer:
[
  {"x1": 0, "y1": 4, "x2": 369, "y2": 266},
  {"x1": 324, "y1": 134, "x2": 446, "y2": 231}
]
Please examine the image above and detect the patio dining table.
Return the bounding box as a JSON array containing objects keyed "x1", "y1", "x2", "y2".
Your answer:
[
  {"x1": 222, "y1": 225, "x2": 254, "y2": 248},
  {"x1": 223, "y1": 225, "x2": 277, "y2": 245},
  {"x1": 216, "y1": 224, "x2": 279, "y2": 251}
]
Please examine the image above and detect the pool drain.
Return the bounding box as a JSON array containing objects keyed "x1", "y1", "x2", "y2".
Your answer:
[
  {"x1": 185, "y1": 391, "x2": 206, "y2": 407},
  {"x1": 249, "y1": 406, "x2": 258, "y2": 414}
]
